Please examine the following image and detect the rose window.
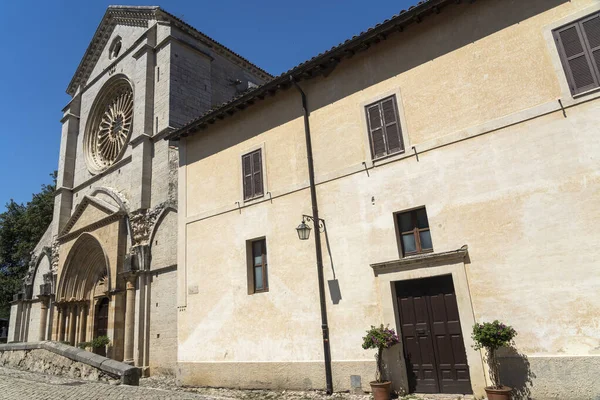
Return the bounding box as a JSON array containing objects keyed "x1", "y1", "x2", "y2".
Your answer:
[{"x1": 84, "y1": 78, "x2": 133, "y2": 174}]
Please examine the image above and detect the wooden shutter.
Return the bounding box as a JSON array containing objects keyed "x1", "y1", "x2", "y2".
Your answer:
[
  {"x1": 242, "y1": 149, "x2": 263, "y2": 200},
  {"x1": 581, "y1": 14, "x2": 600, "y2": 80},
  {"x1": 381, "y1": 97, "x2": 404, "y2": 154},
  {"x1": 252, "y1": 150, "x2": 263, "y2": 197},
  {"x1": 367, "y1": 104, "x2": 386, "y2": 158},
  {"x1": 366, "y1": 96, "x2": 404, "y2": 159},
  {"x1": 242, "y1": 153, "x2": 253, "y2": 200},
  {"x1": 554, "y1": 15, "x2": 600, "y2": 95}
]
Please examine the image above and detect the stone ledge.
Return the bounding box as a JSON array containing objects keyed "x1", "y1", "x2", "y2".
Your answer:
[
  {"x1": 0, "y1": 341, "x2": 140, "y2": 385},
  {"x1": 370, "y1": 245, "x2": 469, "y2": 276}
]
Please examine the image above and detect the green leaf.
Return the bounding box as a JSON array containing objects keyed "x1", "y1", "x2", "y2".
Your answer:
[{"x1": 0, "y1": 171, "x2": 56, "y2": 317}]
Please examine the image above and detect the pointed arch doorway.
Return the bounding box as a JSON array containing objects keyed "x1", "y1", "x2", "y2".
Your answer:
[{"x1": 56, "y1": 233, "x2": 119, "y2": 358}]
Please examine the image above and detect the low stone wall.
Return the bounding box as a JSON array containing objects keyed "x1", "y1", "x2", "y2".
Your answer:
[
  {"x1": 0, "y1": 341, "x2": 139, "y2": 385},
  {"x1": 0, "y1": 348, "x2": 119, "y2": 384}
]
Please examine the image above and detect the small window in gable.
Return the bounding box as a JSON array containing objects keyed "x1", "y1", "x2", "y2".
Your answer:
[
  {"x1": 242, "y1": 149, "x2": 264, "y2": 200},
  {"x1": 109, "y1": 36, "x2": 122, "y2": 60},
  {"x1": 365, "y1": 95, "x2": 405, "y2": 159},
  {"x1": 554, "y1": 12, "x2": 600, "y2": 95}
]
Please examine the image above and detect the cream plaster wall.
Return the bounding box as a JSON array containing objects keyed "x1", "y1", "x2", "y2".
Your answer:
[{"x1": 180, "y1": 0, "x2": 600, "y2": 395}]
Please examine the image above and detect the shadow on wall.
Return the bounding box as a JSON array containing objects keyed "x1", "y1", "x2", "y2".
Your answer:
[
  {"x1": 498, "y1": 346, "x2": 536, "y2": 400},
  {"x1": 185, "y1": 0, "x2": 568, "y2": 167},
  {"x1": 322, "y1": 219, "x2": 342, "y2": 305},
  {"x1": 382, "y1": 345, "x2": 409, "y2": 395},
  {"x1": 306, "y1": 0, "x2": 569, "y2": 114}
]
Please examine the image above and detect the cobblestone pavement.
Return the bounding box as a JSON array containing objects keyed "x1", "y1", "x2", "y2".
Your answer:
[
  {"x1": 0, "y1": 366, "x2": 233, "y2": 400},
  {"x1": 140, "y1": 376, "x2": 472, "y2": 400},
  {"x1": 0, "y1": 366, "x2": 474, "y2": 400}
]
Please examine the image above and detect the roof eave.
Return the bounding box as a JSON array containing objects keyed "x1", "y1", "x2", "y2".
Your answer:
[{"x1": 164, "y1": 0, "x2": 455, "y2": 142}]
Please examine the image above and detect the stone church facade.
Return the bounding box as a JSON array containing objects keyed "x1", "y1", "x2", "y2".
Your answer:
[{"x1": 7, "y1": 6, "x2": 269, "y2": 375}]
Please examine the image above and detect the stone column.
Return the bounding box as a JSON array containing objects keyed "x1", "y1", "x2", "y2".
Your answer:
[
  {"x1": 57, "y1": 305, "x2": 65, "y2": 341},
  {"x1": 38, "y1": 296, "x2": 49, "y2": 341},
  {"x1": 68, "y1": 304, "x2": 77, "y2": 345},
  {"x1": 53, "y1": 96, "x2": 80, "y2": 238},
  {"x1": 19, "y1": 302, "x2": 30, "y2": 342},
  {"x1": 124, "y1": 275, "x2": 137, "y2": 364},
  {"x1": 8, "y1": 299, "x2": 23, "y2": 342},
  {"x1": 47, "y1": 296, "x2": 55, "y2": 341},
  {"x1": 78, "y1": 303, "x2": 87, "y2": 345},
  {"x1": 74, "y1": 304, "x2": 80, "y2": 347}
]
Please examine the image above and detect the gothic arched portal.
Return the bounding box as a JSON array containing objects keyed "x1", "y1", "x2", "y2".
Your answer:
[
  {"x1": 57, "y1": 233, "x2": 111, "y2": 301},
  {"x1": 54, "y1": 233, "x2": 115, "y2": 350}
]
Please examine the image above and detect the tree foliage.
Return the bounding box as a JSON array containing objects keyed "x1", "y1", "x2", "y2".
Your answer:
[{"x1": 0, "y1": 172, "x2": 56, "y2": 318}]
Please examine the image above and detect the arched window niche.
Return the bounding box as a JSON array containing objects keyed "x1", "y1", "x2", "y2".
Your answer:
[{"x1": 109, "y1": 36, "x2": 122, "y2": 59}]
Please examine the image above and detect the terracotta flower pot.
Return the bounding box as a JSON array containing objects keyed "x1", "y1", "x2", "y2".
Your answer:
[
  {"x1": 485, "y1": 385, "x2": 512, "y2": 400},
  {"x1": 370, "y1": 381, "x2": 392, "y2": 400}
]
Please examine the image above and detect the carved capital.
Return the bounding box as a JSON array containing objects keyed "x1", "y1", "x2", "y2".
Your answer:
[
  {"x1": 129, "y1": 209, "x2": 152, "y2": 245},
  {"x1": 125, "y1": 275, "x2": 137, "y2": 290},
  {"x1": 50, "y1": 239, "x2": 60, "y2": 272},
  {"x1": 129, "y1": 203, "x2": 170, "y2": 246}
]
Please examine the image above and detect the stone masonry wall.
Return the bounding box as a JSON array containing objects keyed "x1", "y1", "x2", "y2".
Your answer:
[
  {"x1": 148, "y1": 268, "x2": 177, "y2": 376},
  {"x1": 0, "y1": 349, "x2": 119, "y2": 384},
  {"x1": 209, "y1": 52, "x2": 266, "y2": 109},
  {"x1": 25, "y1": 302, "x2": 41, "y2": 343},
  {"x1": 168, "y1": 40, "x2": 212, "y2": 128}
]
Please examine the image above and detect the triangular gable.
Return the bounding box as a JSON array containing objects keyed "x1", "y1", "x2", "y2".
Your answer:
[
  {"x1": 60, "y1": 196, "x2": 120, "y2": 237},
  {"x1": 67, "y1": 6, "x2": 271, "y2": 96},
  {"x1": 67, "y1": 6, "x2": 158, "y2": 96}
]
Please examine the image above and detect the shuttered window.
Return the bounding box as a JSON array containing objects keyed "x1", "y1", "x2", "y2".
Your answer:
[
  {"x1": 242, "y1": 149, "x2": 264, "y2": 200},
  {"x1": 365, "y1": 95, "x2": 404, "y2": 159},
  {"x1": 554, "y1": 12, "x2": 600, "y2": 95}
]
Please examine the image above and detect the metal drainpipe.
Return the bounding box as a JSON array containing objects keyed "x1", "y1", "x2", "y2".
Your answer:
[{"x1": 290, "y1": 76, "x2": 334, "y2": 395}]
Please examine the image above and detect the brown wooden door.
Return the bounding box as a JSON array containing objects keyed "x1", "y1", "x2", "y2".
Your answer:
[
  {"x1": 396, "y1": 275, "x2": 472, "y2": 394},
  {"x1": 93, "y1": 297, "x2": 109, "y2": 357}
]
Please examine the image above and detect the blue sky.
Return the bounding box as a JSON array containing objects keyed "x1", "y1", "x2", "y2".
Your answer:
[{"x1": 0, "y1": 0, "x2": 417, "y2": 206}]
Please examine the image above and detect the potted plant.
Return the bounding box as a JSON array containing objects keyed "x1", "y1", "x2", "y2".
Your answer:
[
  {"x1": 362, "y1": 324, "x2": 400, "y2": 400},
  {"x1": 91, "y1": 335, "x2": 111, "y2": 356},
  {"x1": 472, "y1": 320, "x2": 517, "y2": 400},
  {"x1": 77, "y1": 341, "x2": 92, "y2": 351}
]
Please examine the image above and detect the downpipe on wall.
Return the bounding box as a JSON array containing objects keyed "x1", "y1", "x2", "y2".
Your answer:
[{"x1": 290, "y1": 76, "x2": 334, "y2": 395}]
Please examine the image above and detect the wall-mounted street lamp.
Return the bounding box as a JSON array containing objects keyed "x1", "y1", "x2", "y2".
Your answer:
[
  {"x1": 296, "y1": 215, "x2": 312, "y2": 240},
  {"x1": 296, "y1": 219, "x2": 312, "y2": 241},
  {"x1": 296, "y1": 215, "x2": 326, "y2": 241}
]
